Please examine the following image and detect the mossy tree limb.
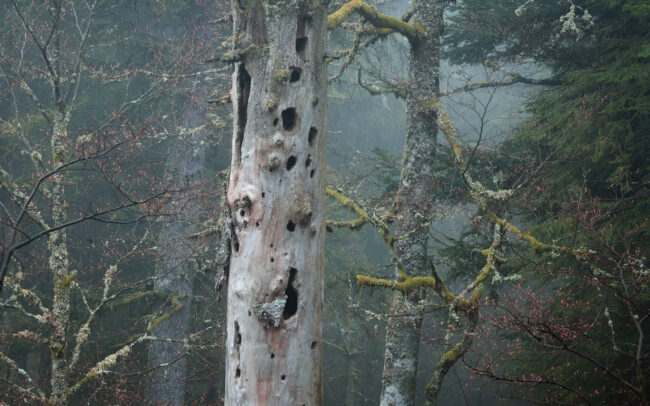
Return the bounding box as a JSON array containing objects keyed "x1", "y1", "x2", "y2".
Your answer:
[
  {"x1": 357, "y1": 275, "x2": 436, "y2": 294},
  {"x1": 424, "y1": 305, "x2": 480, "y2": 406},
  {"x1": 327, "y1": 0, "x2": 424, "y2": 43},
  {"x1": 488, "y1": 212, "x2": 588, "y2": 258},
  {"x1": 326, "y1": 187, "x2": 408, "y2": 278}
]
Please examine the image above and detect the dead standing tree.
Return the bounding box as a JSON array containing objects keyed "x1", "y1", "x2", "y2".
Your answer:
[
  {"x1": 222, "y1": 0, "x2": 444, "y2": 403},
  {"x1": 224, "y1": 0, "x2": 328, "y2": 404}
]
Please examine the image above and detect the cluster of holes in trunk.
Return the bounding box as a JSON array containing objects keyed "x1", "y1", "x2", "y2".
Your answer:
[
  {"x1": 282, "y1": 108, "x2": 296, "y2": 131},
  {"x1": 283, "y1": 268, "x2": 298, "y2": 319}
]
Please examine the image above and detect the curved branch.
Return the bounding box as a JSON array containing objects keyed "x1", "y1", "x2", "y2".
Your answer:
[
  {"x1": 327, "y1": 0, "x2": 424, "y2": 43},
  {"x1": 424, "y1": 306, "x2": 479, "y2": 405}
]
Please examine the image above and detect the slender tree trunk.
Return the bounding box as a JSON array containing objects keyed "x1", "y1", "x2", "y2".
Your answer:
[
  {"x1": 145, "y1": 86, "x2": 207, "y2": 405},
  {"x1": 380, "y1": 2, "x2": 444, "y2": 405},
  {"x1": 225, "y1": 0, "x2": 328, "y2": 404},
  {"x1": 49, "y1": 110, "x2": 72, "y2": 405}
]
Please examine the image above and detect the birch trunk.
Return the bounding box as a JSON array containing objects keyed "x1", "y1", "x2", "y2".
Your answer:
[
  {"x1": 225, "y1": 0, "x2": 328, "y2": 404},
  {"x1": 145, "y1": 87, "x2": 207, "y2": 405},
  {"x1": 379, "y1": 1, "x2": 444, "y2": 405}
]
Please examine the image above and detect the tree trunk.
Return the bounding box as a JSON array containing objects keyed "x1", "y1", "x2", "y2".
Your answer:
[
  {"x1": 145, "y1": 87, "x2": 207, "y2": 405},
  {"x1": 225, "y1": 1, "x2": 328, "y2": 405},
  {"x1": 49, "y1": 111, "x2": 72, "y2": 405},
  {"x1": 380, "y1": 2, "x2": 444, "y2": 405}
]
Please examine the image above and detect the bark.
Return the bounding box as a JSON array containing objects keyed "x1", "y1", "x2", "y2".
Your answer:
[
  {"x1": 49, "y1": 111, "x2": 72, "y2": 406},
  {"x1": 225, "y1": 0, "x2": 328, "y2": 404},
  {"x1": 145, "y1": 85, "x2": 207, "y2": 405},
  {"x1": 379, "y1": 1, "x2": 444, "y2": 405}
]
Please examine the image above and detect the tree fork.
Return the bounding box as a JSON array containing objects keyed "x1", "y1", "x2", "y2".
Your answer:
[{"x1": 225, "y1": 0, "x2": 328, "y2": 404}]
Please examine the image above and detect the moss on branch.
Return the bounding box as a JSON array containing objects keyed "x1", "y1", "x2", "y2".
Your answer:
[
  {"x1": 357, "y1": 274, "x2": 436, "y2": 294},
  {"x1": 147, "y1": 294, "x2": 187, "y2": 332},
  {"x1": 424, "y1": 309, "x2": 480, "y2": 405},
  {"x1": 488, "y1": 212, "x2": 587, "y2": 258},
  {"x1": 326, "y1": 217, "x2": 367, "y2": 230},
  {"x1": 327, "y1": 187, "x2": 409, "y2": 277},
  {"x1": 327, "y1": 0, "x2": 423, "y2": 42}
]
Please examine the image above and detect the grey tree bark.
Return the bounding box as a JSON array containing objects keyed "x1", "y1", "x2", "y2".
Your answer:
[
  {"x1": 225, "y1": 0, "x2": 328, "y2": 404},
  {"x1": 379, "y1": 1, "x2": 444, "y2": 405},
  {"x1": 49, "y1": 111, "x2": 72, "y2": 406},
  {"x1": 145, "y1": 82, "x2": 208, "y2": 405}
]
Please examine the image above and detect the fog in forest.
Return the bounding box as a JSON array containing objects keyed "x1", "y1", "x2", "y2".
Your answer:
[{"x1": 1, "y1": 1, "x2": 648, "y2": 405}]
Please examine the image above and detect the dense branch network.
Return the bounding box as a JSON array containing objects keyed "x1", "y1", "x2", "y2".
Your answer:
[{"x1": 325, "y1": 12, "x2": 589, "y2": 396}]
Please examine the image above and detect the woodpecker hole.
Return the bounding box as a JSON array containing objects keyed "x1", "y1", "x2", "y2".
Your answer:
[
  {"x1": 236, "y1": 367, "x2": 241, "y2": 378},
  {"x1": 235, "y1": 65, "x2": 251, "y2": 165},
  {"x1": 234, "y1": 322, "x2": 241, "y2": 345},
  {"x1": 308, "y1": 127, "x2": 317, "y2": 146},
  {"x1": 310, "y1": 169, "x2": 315, "y2": 178},
  {"x1": 282, "y1": 108, "x2": 297, "y2": 131},
  {"x1": 296, "y1": 37, "x2": 307, "y2": 58},
  {"x1": 286, "y1": 220, "x2": 296, "y2": 232},
  {"x1": 283, "y1": 268, "x2": 298, "y2": 319},
  {"x1": 296, "y1": 16, "x2": 308, "y2": 59},
  {"x1": 289, "y1": 67, "x2": 302, "y2": 82},
  {"x1": 286, "y1": 155, "x2": 297, "y2": 171},
  {"x1": 311, "y1": 341, "x2": 317, "y2": 349},
  {"x1": 305, "y1": 154, "x2": 311, "y2": 167}
]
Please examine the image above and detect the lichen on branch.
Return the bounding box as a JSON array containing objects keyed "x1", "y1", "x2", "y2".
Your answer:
[
  {"x1": 327, "y1": 0, "x2": 424, "y2": 42},
  {"x1": 357, "y1": 274, "x2": 436, "y2": 294}
]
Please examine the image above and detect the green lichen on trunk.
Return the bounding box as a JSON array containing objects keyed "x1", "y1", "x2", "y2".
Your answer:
[{"x1": 379, "y1": 2, "x2": 445, "y2": 406}]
